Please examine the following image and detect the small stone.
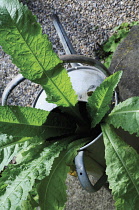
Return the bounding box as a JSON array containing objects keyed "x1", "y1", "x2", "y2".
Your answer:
[{"x1": 93, "y1": 2, "x2": 97, "y2": 7}]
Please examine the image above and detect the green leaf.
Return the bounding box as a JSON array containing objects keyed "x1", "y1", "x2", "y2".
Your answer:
[
  {"x1": 119, "y1": 22, "x2": 129, "y2": 28},
  {"x1": 103, "y1": 34, "x2": 117, "y2": 52},
  {"x1": 0, "y1": 105, "x2": 49, "y2": 126},
  {"x1": 117, "y1": 29, "x2": 129, "y2": 39},
  {"x1": 113, "y1": 25, "x2": 122, "y2": 32},
  {"x1": 109, "y1": 41, "x2": 119, "y2": 52},
  {"x1": 101, "y1": 124, "x2": 139, "y2": 209},
  {"x1": 38, "y1": 151, "x2": 69, "y2": 210},
  {"x1": 87, "y1": 71, "x2": 122, "y2": 128},
  {"x1": 106, "y1": 97, "x2": 139, "y2": 137},
  {"x1": 0, "y1": 140, "x2": 69, "y2": 209},
  {"x1": 0, "y1": 0, "x2": 77, "y2": 108},
  {"x1": 0, "y1": 133, "x2": 43, "y2": 172},
  {"x1": 130, "y1": 21, "x2": 139, "y2": 27},
  {"x1": 37, "y1": 138, "x2": 89, "y2": 210},
  {"x1": 104, "y1": 54, "x2": 113, "y2": 68},
  {"x1": 0, "y1": 106, "x2": 76, "y2": 138},
  {"x1": 103, "y1": 41, "x2": 113, "y2": 52},
  {"x1": 0, "y1": 133, "x2": 18, "y2": 172}
]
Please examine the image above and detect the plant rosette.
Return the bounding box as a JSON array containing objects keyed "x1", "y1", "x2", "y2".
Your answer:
[
  {"x1": 0, "y1": 1, "x2": 139, "y2": 210},
  {"x1": 33, "y1": 64, "x2": 109, "y2": 183}
]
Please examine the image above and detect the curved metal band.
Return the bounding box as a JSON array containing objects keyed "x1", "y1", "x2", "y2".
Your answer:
[
  {"x1": 2, "y1": 74, "x2": 25, "y2": 106},
  {"x1": 2, "y1": 54, "x2": 108, "y2": 106},
  {"x1": 79, "y1": 133, "x2": 103, "y2": 151},
  {"x1": 75, "y1": 150, "x2": 107, "y2": 193},
  {"x1": 59, "y1": 54, "x2": 109, "y2": 76}
]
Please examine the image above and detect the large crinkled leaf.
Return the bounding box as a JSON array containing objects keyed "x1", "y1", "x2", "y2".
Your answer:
[
  {"x1": 87, "y1": 71, "x2": 122, "y2": 128},
  {"x1": 101, "y1": 124, "x2": 139, "y2": 209},
  {"x1": 0, "y1": 106, "x2": 76, "y2": 138},
  {"x1": 0, "y1": 140, "x2": 70, "y2": 210},
  {"x1": 37, "y1": 138, "x2": 90, "y2": 210},
  {"x1": 38, "y1": 151, "x2": 69, "y2": 210},
  {"x1": 0, "y1": 133, "x2": 18, "y2": 171},
  {"x1": 0, "y1": 0, "x2": 77, "y2": 108},
  {"x1": 0, "y1": 133, "x2": 43, "y2": 172},
  {"x1": 0, "y1": 105, "x2": 49, "y2": 125},
  {"x1": 106, "y1": 97, "x2": 139, "y2": 137}
]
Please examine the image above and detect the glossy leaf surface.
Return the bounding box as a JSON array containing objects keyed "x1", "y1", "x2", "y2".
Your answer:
[
  {"x1": 38, "y1": 138, "x2": 89, "y2": 210},
  {"x1": 0, "y1": 140, "x2": 68, "y2": 210},
  {"x1": 0, "y1": 106, "x2": 76, "y2": 139},
  {"x1": 0, "y1": 133, "x2": 42, "y2": 172},
  {"x1": 102, "y1": 124, "x2": 139, "y2": 209},
  {"x1": 87, "y1": 71, "x2": 122, "y2": 127},
  {"x1": 0, "y1": 0, "x2": 77, "y2": 107},
  {"x1": 107, "y1": 97, "x2": 139, "y2": 137}
]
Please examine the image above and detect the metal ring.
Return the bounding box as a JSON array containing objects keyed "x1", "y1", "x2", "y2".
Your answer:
[
  {"x1": 79, "y1": 133, "x2": 103, "y2": 151},
  {"x1": 2, "y1": 74, "x2": 25, "y2": 106},
  {"x1": 60, "y1": 54, "x2": 109, "y2": 76},
  {"x1": 75, "y1": 150, "x2": 107, "y2": 193},
  {"x1": 2, "y1": 55, "x2": 108, "y2": 106}
]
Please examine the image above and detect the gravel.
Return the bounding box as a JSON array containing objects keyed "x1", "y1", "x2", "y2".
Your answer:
[
  {"x1": 1, "y1": 0, "x2": 139, "y2": 105},
  {"x1": 0, "y1": 0, "x2": 139, "y2": 209}
]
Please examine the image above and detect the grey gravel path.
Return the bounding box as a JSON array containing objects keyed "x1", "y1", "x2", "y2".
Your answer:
[{"x1": 1, "y1": 0, "x2": 139, "y2": 209}]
